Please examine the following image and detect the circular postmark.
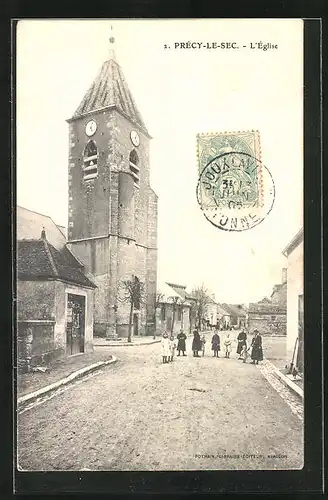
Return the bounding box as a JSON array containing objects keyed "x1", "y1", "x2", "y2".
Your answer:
[{"x1": 196, "y1": 151, "x2": 275, "y2": 232}]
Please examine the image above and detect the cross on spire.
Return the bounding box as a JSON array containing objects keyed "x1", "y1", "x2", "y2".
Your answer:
[{"x1": 108, "y1": 25, "x2": 116, "y2": 60}]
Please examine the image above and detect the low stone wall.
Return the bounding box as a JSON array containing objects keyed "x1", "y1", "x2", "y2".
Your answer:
[
  {"x1": 17, "y1": 320, "x2": 64, "y2": 373},
  {"x1": 248, "y1": 314, "x2": 287, "y2": 336}
]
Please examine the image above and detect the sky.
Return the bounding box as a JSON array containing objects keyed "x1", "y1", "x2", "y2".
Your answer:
[{"x1": 16, "y1": 19, "x2": 303, "y2": 304}]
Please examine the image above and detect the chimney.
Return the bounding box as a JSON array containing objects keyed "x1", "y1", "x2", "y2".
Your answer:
[
  {"x1": 41, "y1": 226, "x2": 46, "y2": 240},
  {"x1": 282, "y1": 268, "x2": 287, "y2": 284}
]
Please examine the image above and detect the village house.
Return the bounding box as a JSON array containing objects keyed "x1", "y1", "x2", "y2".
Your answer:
[
  {"x1": 204, "y1": 294, "x2": 218, "y2": 328},
  {"x1": 220, "y1": 303, "x2": 247, "y2": 329},
  {"x1": 155, "y1": 282, "x2": 194, "y2": 335},
  {"x1": 17, "y1": 207, "x2": 96, "y2": 372},
  {"x1": 247, "y1": 268, "x2": 287, "y2": 335},
  {"x1": 216, "y1": 304, "x2": 232, "y2": 330},
  {"x1": 282, "y1": 228, "x2": 303, "y2": 373}
]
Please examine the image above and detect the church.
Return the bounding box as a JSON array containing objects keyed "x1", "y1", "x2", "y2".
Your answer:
[
  {"x1": 66, "y1": 41, "x2": 158, "y2": 339},
  {"x1": 17, "y1": 39, "x2": 158, "y2": 369}
]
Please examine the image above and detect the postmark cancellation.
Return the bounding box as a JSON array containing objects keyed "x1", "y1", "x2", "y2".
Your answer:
[{"x1": 196, "y1": 131, "x2": 275, "y2": 232}]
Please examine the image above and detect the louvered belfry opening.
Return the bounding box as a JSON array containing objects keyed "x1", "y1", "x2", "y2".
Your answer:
[
  {"x1": 83, "y1": 140, "x2": 98, "y2": 180},
  {"x1": 129, "y1": 149, "x2": 140, "y2": 187}
]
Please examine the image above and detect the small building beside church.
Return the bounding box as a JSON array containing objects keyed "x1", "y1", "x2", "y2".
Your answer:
[{"x1": 17, "y1": 206, "x2": 96, "y2": 372}]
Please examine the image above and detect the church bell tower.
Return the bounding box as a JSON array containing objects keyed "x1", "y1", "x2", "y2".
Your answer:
[{"x1": 66, "y1": 35, "x2": 158, "y2": 338}]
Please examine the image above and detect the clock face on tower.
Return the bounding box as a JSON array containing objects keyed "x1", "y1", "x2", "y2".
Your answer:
[
  {"x1": 85, "y1": 120, "x2": 97, "y2": 137},
  {"x1": 130, "y1": 130, "x2": 140, "y2": 147}
]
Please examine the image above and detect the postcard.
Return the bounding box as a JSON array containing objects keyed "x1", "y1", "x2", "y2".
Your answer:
[{"x1": 16, "y1": 19, "x2": 304, "y2": 475}]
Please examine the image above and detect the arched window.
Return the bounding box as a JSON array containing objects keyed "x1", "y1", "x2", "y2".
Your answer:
[
  {"x1": 83, "y1": 140, "x2": 98, "y2": 180},
  {"x1": 129, "y1": 150, "x2": 140, "y2": 187}
]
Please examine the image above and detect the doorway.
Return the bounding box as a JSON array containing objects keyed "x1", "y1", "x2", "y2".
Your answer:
[
  {"x1": 66, "y1": 294, "x2": 86, "y2": 355},
  {"x1": 133, "y1": 313, "x2": 139, "y2": 336}
]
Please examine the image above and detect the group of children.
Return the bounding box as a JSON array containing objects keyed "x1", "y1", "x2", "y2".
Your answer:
[
  {"x1": 160, "y1": 332, "x2": 177, "y2": 363},
  {"x1": 161, "y1": 330, "x2": 250, "y2": 363}
]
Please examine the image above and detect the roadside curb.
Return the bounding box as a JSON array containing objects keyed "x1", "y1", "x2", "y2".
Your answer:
[
  {"x1": 95, "y1": 340, "x2": 161, "y2": 347},
  {"x1": 18, "y1": 356, "x2": 117, "y2": 408},
  {"x1": 264, "y1": 359, "x2": 303, "y2": 399}
]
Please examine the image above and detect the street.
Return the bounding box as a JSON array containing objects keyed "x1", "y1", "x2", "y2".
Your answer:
[{"x1": 17, "y1": 334, "x2": 303, "y2": 471}]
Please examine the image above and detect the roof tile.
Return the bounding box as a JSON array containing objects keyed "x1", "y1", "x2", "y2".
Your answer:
[
  {"x1": 72, "y1": 58, "x2": 147, "y2": 132},
  {"x1": 18, "y1": 239, "x2": 95, "y2": 289}
]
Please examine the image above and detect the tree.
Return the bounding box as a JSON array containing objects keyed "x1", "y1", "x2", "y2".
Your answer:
[
  {"x1": 153, "y1": 291, "x2": 165, "y2": 339},
  {"x1": 167, "y1": 296, "x2": 180, "y2": 334},
  {"x1": 118, "y1": 275, "x2": 145, "y2": 343},
  {"x1": 190, "y1": 284, "x2": 211, "y2": 330}
]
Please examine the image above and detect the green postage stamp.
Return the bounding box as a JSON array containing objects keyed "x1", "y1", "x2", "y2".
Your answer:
[{"x1": 196, "y1": 130, "x2": 275, "y2": 232}]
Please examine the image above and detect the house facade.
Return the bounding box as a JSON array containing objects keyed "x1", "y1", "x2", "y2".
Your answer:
[
  {"x1": 204, "y1": 294, "x2": 218, "y2": 327},
  {"x1": 220, "y1": 303, "x2": 247, "y2": 329},
  {"x1": 156, "y1": 282, "x2": 193, "y2": 335},
  {"x1": 216, "y1": 304, "x2": 232, "y2": 330},
  {"x1": 248, "y1": 267, "x2": 287, "y2": 335},
  {"x1": 282, "y1": 228, "x2": 304, "y2": 372}
]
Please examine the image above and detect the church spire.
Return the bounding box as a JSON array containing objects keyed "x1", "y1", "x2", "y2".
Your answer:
[
  {"x1": 108, "y1": 25, "x2": 116, "y2": 61},
  {"x1": 70, "y1": 27, "x2": 148, "y2": 133}
]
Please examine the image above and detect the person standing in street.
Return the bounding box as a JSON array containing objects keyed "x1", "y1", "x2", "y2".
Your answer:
[
  {"x1": 237, "y1": 329, "x2": 247, "y2": 359},
  {"x1": 192, "y1": 328, "x2": 202, "y2": 357},
  {"x1": 169, "y1": 334, "x2": 177, "y2": 362},
  {"x1": 224, "y1": 332, "x2": 232, "y2": 358},
  {"x1": 211, "y1": 330, "x2": 220, "y2": 357},
  {"x1": 177, "y1": 330, "x2": 187, "y2": 356},
  {"x1": 200, "y1": 334, "x2": 206, "y2": 357},
  {"x1": 250, "y1": 329, "x2": 263, "y2": 364},
  {"x1": 161, "y1": 332, "x2": 170, "y2": 363},
  {"x1": 240, "y1": 344, "x2": 248, "y2": 363}
]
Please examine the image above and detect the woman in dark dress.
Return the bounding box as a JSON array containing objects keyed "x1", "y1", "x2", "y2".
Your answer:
[
  {"x1": 177, "y1": 330, "x2": 187, "y2": 356},
  {"x1": 237, "y1": 329, "x2": 247, "y2": 359},
  {"x1": 211, "y1": 330, "x2": 221, "y2": 357},
  {"x1": 192, "y1": 329, "x2": 202, "y2": 357},
  {"x1": 250, "y1": 329, "x2": 263, "y2": 364}
]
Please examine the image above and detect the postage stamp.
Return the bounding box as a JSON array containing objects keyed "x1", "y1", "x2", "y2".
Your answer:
[{"x1": 196, "y1": 131, "x2": 275, "y2": 232}]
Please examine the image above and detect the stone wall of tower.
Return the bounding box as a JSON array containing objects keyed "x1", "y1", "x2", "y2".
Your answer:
[
  {"x1": 146, "y1": 188, "x2": 158, "y2": 334},
  {"x1": 108, "y1": 111, "x2": 157, "y2": 336},
  {"x1": 67, "y1": 238, "x2": 111, "y2": 336},
  {"x1": 68, "y1": 111, "x2": 115, "y2": 240},
  {"x1": 67, "y1": 106, "x2": 158, "y2": 337}
]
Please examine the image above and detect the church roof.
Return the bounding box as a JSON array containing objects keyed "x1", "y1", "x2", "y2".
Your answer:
[
  {"x1": 18, "y1": 238, "x2": 96, "y2": 289},
  {"x1": 71, "y1": 57, "x2": 148, "y2": 133}
]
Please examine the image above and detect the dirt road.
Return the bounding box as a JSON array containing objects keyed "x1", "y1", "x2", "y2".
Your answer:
[{"x1": 17, "y1": 334, "x2": 303, "y2": 471}]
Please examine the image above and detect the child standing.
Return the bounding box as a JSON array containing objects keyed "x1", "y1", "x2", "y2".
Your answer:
[
  {"x1": 161, "y1": 332, "x2": 170, "y2": 363},
  {"x1": 211, "y1": 330, "x2": 220, "y2": 357},
  {"x1": 224, "y1": 332, "x2": 232, "y2": 358},
  {"x1": 169, "y1": 334, "x2": 177, "y2": 362},
  {"x1": 241, "y1": 344, "x2": 248, "y2": 363},
  {"x1": 200, "y1": 334, "x2": 206, "y2": 357}
]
